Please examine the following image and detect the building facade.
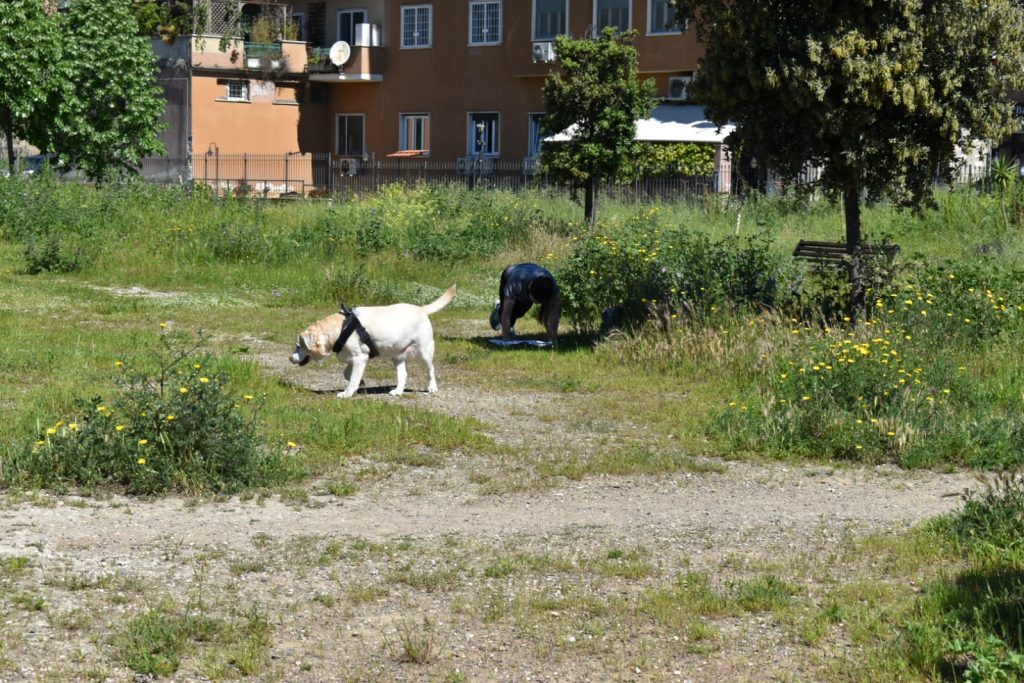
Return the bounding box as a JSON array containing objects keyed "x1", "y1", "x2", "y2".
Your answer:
[{"x1": 178, "y1": 0, "x2": 703, "y2": 172}]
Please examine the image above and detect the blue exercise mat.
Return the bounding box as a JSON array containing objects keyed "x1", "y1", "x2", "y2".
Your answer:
[{"x1": 487, "y1": 338, "x2": 554, "y2": 348}]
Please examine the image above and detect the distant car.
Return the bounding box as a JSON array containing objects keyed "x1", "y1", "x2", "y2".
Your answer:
[{"x1": 21, "y1": 154, "x2": 56, "y2": 175}]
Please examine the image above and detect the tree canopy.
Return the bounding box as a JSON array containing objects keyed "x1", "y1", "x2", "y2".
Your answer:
[
  {"x1": 49, "y1": 0, "x2": 166, "y2": 180},
  {"x1": 541, "y1": 28, "x2": 656, "y2": 226},
  {"x1": 677, "y1": 0, "x2": 1024, "y2": 314},
  {"x1": 0, "y1": 0, "x2": 57, "y2": 174},
  {"x1": 1, "y1": 0, "x2": 165, "y2": 180}
]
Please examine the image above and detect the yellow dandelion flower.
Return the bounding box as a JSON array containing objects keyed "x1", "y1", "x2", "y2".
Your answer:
[
  {"x1": 179, "y1": 387, "x2": 188, "y2": 394},
  {"x1": 46, "y1": 427, "x2": 57, "y2": 435},
  {"x1": 287, "y1": 441, "x2": 298, "y2": 448},
  {"x1": 36, "y1": 440, "x2": 45, "y2": 446},
  {"x1": 69, "y1": 423, "x2": 79, "y2": 431},
  {"x1": 887, "y1": 431, "x2": 896, "y2": 436},
  {"x1": 137, "y1": 458, "x2": 146, "y2": 465},
  {"x1": 115, "y1": 360, "x2": 124, "y2": 367},
  {"x1": 166, "y1": 415, "x2": 176, "y2": 421},
  {"x1": 115, "y1": 425, "x2": 125, "y2": 431},
  {"x1": 193, "y1": 363, "x2": 202, "y2": 369},
  {"x1": 160, "y1": 322, "x2": 167, "y2": 328},
  {"x1": 138, "y1": 439, "x2": 148, "y2": 446},
  {"x1": 199, "y1": 377, "x2": 210, "y2": 384},
  {"x1": 802, "y1": 396, "x2": 811, "y2": 401},
  {"x1": 244, "y1": 395, "x2": 254, "y2": 401}
]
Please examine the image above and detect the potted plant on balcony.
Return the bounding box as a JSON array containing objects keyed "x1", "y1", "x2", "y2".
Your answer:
[{"x1": 246, "y1": 10, "x2": 283, "y2": 69}]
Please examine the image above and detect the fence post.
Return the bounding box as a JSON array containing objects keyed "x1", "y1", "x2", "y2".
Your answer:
[
  {"x1": 285, "y1": 153, "x2": 289, "y2": 193},
  {"x1": 328, "y1": 154, "x2": 334, "y2": 196},
  {"x1": 243, "y1": 153, "x2": 248, "y2": 188}
]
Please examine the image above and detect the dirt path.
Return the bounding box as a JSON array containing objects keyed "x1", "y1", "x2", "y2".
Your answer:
[{"x1": 0, "y1": 324, "x2": 980, "y2": 682}]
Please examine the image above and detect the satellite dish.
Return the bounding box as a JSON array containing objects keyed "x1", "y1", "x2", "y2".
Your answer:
[{"x1": 329, "y1": 41, "x2": 351, "y2": 67}]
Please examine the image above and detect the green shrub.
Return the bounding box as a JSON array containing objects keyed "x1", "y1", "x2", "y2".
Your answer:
[
  {"x1": 559, "y1": 208, "x2": 785, "y2": 330},
  {"x1": 353, "y1": 183, "x2": 540, "y2": 261},
  {"x1": 629, "y1": 142, "x2": 716, "y2": 178},
  {"x1": 2, "y1": 332, "x2": 299, "y2": 495}
]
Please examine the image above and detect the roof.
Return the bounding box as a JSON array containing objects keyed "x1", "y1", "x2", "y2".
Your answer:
[{"x1": 547, "y1": 104, "x2": 734, "y2": 145}]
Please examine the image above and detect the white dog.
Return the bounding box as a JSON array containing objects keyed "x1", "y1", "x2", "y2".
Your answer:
[{"x1": 289, "y1": 285, "x2": 455, "y2": 398}]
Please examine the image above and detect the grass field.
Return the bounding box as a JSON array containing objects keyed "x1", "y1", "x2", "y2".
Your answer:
[{"x1": 0, "y1": 176, "x2": 1022, "y2": 680}]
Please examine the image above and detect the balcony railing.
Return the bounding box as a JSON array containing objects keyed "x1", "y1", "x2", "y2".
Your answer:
[{"x1": 243, "y1": 42, "x2": 281, "y2": 58}]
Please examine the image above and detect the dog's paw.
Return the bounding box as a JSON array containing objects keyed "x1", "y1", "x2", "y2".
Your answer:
[
  {"x1": 388, "y1": 388, "x2": 404, "y2": 396},
  {"x1": 426, "y1": 384, "x2": 438, "y2": 394},
  {"x1": 336, "y1": 390, "x2": 354, "y2": 399}
]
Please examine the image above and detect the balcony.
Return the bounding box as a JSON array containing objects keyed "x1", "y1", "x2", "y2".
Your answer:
[
  {"x1": 307, "y1": 44, "x2": 386, "y2": 83},
  {"x1": 191, "y1": 36, "x2": 309, "y2": 74}
]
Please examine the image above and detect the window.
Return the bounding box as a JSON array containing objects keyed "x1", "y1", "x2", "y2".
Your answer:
[
  {"x1": 291, "y1": 11, "x2": 305, "y2": 41},
  {"x1": 336, "y1": 114, "x2": 365, "y2": 156},
  {"x1": 224, "y1": 80, "x2": 249, "y2": 102},
  {"x1": 401, "y1": 4, "x2": 432, "y2": 48},
  {"x1": 469, "y1": 0, "x2": 501, "y2": 46},
  {"x1": 533, "y1": 0, "x2": 566, "y2": 41},
  {"x1": 468, "y1": 112, "x2": 500, "y2": 156},
  {"x1": 648, "y1": 0, "x2": 680, "y2": 34},
  {"x1": 338, "y1": 8, "x2": 367, "y2": 45},
  {"x1": 528, "y1": 113, "x2": 546, "y2": 157},
  {"x1": 310, "y1": 83, "x2": 328, "y2": 104},
  {"x1": 595, "y1": 0, "x2": 629, "y2": 32},
  {"x1": 400, "y1": 114, "x2": 430, "y2": 151}
]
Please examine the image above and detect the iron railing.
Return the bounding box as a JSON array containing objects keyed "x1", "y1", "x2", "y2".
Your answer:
[
  {"x1": 112, "y1": 152, "x2": 998, "y2": 200},
  {"x1": 137, "y1": 153, "x2": 733, "y2": 200}
]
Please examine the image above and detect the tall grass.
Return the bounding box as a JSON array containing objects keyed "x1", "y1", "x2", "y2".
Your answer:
[{"x1": 3, "y1": 175, "x2": 1024, "y2": 487}]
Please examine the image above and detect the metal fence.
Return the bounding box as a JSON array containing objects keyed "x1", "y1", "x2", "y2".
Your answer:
[{"x1": 136, "y1": 153, "x2": 731, "y2": 201}]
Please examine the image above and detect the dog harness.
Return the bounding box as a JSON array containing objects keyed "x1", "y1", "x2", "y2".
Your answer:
[{"x1": 333, "y1": 304, "x2": 379, "y2": 358}]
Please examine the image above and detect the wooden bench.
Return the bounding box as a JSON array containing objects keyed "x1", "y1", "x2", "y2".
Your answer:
[{"x1": 793, "y1": 240, "x2": 899, "y2": 268}]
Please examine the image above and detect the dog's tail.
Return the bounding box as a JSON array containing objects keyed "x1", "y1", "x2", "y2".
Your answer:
[{"x1": 421, "y1": 284, "x2": 456, "y2": 315}]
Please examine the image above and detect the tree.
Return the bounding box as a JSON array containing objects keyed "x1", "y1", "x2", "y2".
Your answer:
[
  {"x1": 43, "y1": 0, "x2": 166, "y2": 180},
  {"x1": 676, "y1": 0, "x2": 1024, "y2": 315},
  {"x1": 541, "y1": 28, "x2": 656, "y2": 227},
  {"x1": 129, "y1": 0, "x2": 193, "y2": 43},
  {"x1": 0, "y1": 0, "x2": 57, "y2": 175}
]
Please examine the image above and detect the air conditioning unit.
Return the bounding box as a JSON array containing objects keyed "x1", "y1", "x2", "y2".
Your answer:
[
  {"x1": 667, "y1": 75, "x2": 692, "y2": 101},
  {"x1": 353, "y1": 23, "x2": 381, "y2": 47},
  {"x1": 532, "y1": 41, "x2": 556, "y2": 63},
  {"x1": 456, "y1": 157, "x2": 494, "y2": 176},
  {"x1": 337, "y1": 157, "x2": 362, "y2": 175}
]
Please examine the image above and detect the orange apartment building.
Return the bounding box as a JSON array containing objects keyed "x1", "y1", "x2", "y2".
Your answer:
[{"x1": 155, "y1": 0, "x2": 711, "y2": 189}]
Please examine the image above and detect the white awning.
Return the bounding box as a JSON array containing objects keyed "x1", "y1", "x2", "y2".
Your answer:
[{"x1": 547, "y1": 104, "x2": 734, "y2": 145}]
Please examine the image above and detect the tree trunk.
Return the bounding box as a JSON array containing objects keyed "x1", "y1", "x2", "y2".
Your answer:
[
  {"x1": 584, "y1": 175, "x2": 599, "y2": 228},
  {"x1": 3, "y1": 117, "x2": 15, "y2": 177},
  {"x1": 843, "y1": 186, "x2": 865, "y2": 321}
]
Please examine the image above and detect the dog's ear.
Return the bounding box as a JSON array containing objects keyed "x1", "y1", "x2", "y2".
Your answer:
[
  {"x1": 300, "y1": 333, "x2": 317, "y2": 352},
  {"x1": 313, "y1": 333, "x2": 333, "y2": 356}
]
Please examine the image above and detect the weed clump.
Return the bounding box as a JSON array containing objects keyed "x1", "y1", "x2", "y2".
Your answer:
[
  {"x1": 2, "y1": 332, "x2": 300, "y2": 495},
  {"x1": 901, "y1": 473, "x2": 1024, "y2": 682}
]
